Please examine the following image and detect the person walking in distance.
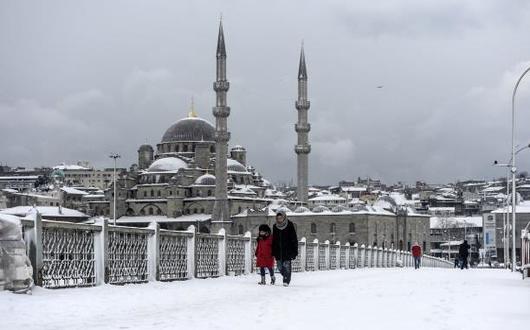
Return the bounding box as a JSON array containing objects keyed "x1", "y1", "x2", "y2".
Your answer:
[
  {"x1": 411, "y1": 241, "x2": 422, "y2": 269},
  {"x1": 255, "y1": 224, "x2": 275, "y2": 285},
  {"x1": 459, "y1": 240, "x2": 470, "y2": 270},
  {"x1": 271, "y1": 211, "x2": 298, "y2": 287}
]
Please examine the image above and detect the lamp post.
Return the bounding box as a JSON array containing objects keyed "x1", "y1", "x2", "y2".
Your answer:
[
  {"x1": 494, "y1": 143, "x2": 530, "y2": 268},
  {"x1": 510, "y1": 65, "x2": 530, "y2": 271},
  {"x1": 109, "y1": 153, "x2": 121, "y2": 226}
]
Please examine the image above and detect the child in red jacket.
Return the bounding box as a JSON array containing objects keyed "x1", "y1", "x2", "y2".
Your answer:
[{"x1": 255, "y1": 224, "x2": 275, "y2": 285}]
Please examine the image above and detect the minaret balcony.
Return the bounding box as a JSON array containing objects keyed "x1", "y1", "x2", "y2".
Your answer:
[
  {"x1": 215, "y1": 131, "x2": 231, "y2": 143},
  {"x1": 295, "y1": 100, "x2": 310, "y2": 110},
  {"x1": 295, "y1": 123, "x2": 311, "y2": 133},
  {"x1": 295, "y1": 144, "x2": 311, "y2": 154},
  {"x1": 213, "y1": 106, "x2": 231, "y2": 118},
  {"x1": 213, "y1": 81, "x2": 230, "y2": 92}
]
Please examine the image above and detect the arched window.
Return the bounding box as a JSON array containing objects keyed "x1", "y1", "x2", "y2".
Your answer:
[
  {"x1": 238, "y1": 224, "x2": 244, "y2": 235},
  {"x1": 349, "y1": 223, "x2": 355, "y2": 233},
  {"x1": 149, "y1": 207, "x2": 154, "y2": 215},
  {"x1": 311, "y1": 223, "x2": 317, "y2": 234},
  {"x1": 330, "y1": 223, "x2": 336, "y2": 233}
]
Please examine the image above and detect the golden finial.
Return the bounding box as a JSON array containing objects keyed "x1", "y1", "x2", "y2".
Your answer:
[{"x1": 188, "y1": 96, "x2": 197, "y2": 118}]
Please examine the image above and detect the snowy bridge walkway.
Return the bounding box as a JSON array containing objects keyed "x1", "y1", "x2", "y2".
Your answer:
[{"x1": 2, "y1": 268, "x2": 529, "y2": 330}]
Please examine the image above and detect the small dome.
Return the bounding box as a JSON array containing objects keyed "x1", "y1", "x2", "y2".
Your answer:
[
  {"x1": 147, "y1": 157, "x2": 188, "y2": 172},
  {"x1": 294, "y1": 206, "x2": 310, "y2": 213},
  {"x1": 138, "y1": 144, "x2": 153, "y2": 152},
  {"x1": 194, "y1": 173, "x2": 216, "y2": 186},
  {"x1": 312, "y1": 205, "x2": 330, "y2": 213},
  {"x1": 161, "y1": 117, "x2": 215, "y2": 143},
  {"x1": 332, "y1": 205, "x2": 347, "y2": 212},
  {"x1": 231, "y1": 145, "x2": 246, "y2": 151},
  {"x1": 227, "y1": 159, "x2": 247, "y2": 172}
]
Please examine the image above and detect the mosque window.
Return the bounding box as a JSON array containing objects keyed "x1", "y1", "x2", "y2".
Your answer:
[
  {"x1": 238, "y1": 225, "x2": 244, "y2": 235},
  {"x1": 144, "y1": 191, "x2": 147, "y2": 197},
  {"x1": 210, "y1": 146, "x2": 215, "y2": 153},
  {"x1": 330, "y1": 223, "x2": 336, "y2": 233},
  {"x1": 151, "y1": 190, "x2": 154, "y2": 197},
  {"x1": 176, "y1": 145, "x2": 180, "y2": 152},
  {"x1": 193, "y1": 208, "x2": 198, "y2": 214},
  {"x1": 349, "y1": 223, "x2": 355, "y2": 233},
  {"x1": 149, "y1": 207, "x2": 154, "y2": 215},
  {"x1": 183, "y1": 145, "x2": 188, "y2": 152},
  {"x1": 238, "y1": 206, "x2": 242, "y2": 213},
  {"x1": 157, "y1": 190, "x2": 161, "y2": 197},
  {"x1": 311, "y1": 223, "x2": 317, "y2": 234},
  {"x1": 207, "y1": 190, "x2": 212, "y2": 196}
]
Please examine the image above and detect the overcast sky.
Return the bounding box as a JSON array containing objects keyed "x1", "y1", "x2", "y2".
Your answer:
[{"x1": 1, "y1": 0, "x2": 530, "y2": 186}]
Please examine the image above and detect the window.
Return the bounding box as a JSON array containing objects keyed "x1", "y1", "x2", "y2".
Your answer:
[
  {"x1": 238, "y1": 206, "x2": 242, "y2": 213},
  {"x1": 176, "y1": 145, "x2": 180, "y2": 152},
  {"x1": 311, "y1": 223, "x2": 317, "y2": 234},
  {"x1": 151, "y1": 190, "x2": 154, "y2": 197},
  {"x1": 193, "y1": 208, "x2": 198, "y2": 214},
  {"x1": 157, "y1": 209, "x2": 162, "y2": 215},
  {"x1": 238, "y1": 225, "x2": 244, "y2": 235},
  {"x1": 140, "y1": 209, "x2": 145, "y2": 216},
  {"x1": 149, "y1": 207, "x2": 153, "y2": 215},
  {"x1": 330, "y1": 223, "x2": 336, "y2": 233},
  {"x1": 183, "y1": 145, "x2": 188, "y2": 152},
  {"x1": 157, "y1": 190, "x2": 161, "y2": 197},
  {"x1": 349, "y1": 223, "x2": 355, "y2": 233},
  {"x1": 207, "y1": 190, "x2": 212, "y2": 196}
]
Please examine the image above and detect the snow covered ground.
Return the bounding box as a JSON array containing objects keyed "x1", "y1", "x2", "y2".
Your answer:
[{"x1": 1, "y1": 268, "x2": 528, "y2": 330}]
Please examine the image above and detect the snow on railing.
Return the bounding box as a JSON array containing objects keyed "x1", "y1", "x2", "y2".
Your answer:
[{"x1": 19, "y1": 216, "x2": 452, "y2": 289}]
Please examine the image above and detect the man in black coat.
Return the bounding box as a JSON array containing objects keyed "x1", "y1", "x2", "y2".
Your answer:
[
  {"x1": 271, "y1": 211, "x2": 298, "y2": 286},
  {"x1": 458, "y1": 240, "x2": 470, "y2": 270}
]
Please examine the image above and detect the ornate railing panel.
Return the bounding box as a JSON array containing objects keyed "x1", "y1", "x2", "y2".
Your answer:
[
  {"x1": 305, "y1": 243, "x2": 316, "y2": 271},
  {"x1": 41, "y1": 226, "x2": 96, "y2": 288},
  {"x1": 291, "y1": 243, "x2": 303, "y2": 272},
  {"x1": 159, "y1": 231, "x2": 189, "y2": 281},
  {"x1": 251, "y1": 238, "x2": 257, "y2": 272},
  {"x1": 339, "y1": 246, "x2": 347, "y2": 269},
  {"x1": 107, "y1": 228, "x2": 149, "y2": 284},
  {"x1": 226, "y1": 236, "x2": 246, "y2": 276},
  {"x1": 349, "y1": 246, "x2": 356, "y2": 269},
  {"x1": 318, "y1": 244, "x2": 327, "y2": 270},
  {"x1": 329, "y1": 245, "x2": 338, "y2": 270},
  {"x1": 196, "y1": 234, "x2": 220, "y2": 278}
]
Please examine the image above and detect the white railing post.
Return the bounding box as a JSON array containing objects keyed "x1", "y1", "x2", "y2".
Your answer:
[
  {"x1": 344, "y1": 242, "x2": 350, "y2": 270},
  {"x1": 94, "y1": 217, "x2": 108, "y2": 285},
  {"x1": 366, "y1": 245, "x2": 372, "y2": 268},
  {"x1": 300, "y1": 237, "x2": 307, "y2": 272},
  {"x1": 382, "y1": 248, "x2": 387, "y2": 268},
  {"x1": 378, "y1": 247, "x2": 383, "y2": 268},
  {"x1": 147, "y1": 222, "x2": 160, "y2": 282},
  {"x1": 314, "y1": 239, "x2": 319, "y2": 271},
  {"x1": 359, "y1": 244, "x2": 365, "y2": 268},
  {"x1": 353, "y1": 243, "x2": 359, "y2": 269},
  {"x1": 335, "y1": 241, "x2": 341, "y2": 270},
  {"x1": 186, "y1": 225, "x2": 196, "y2": 279},
  {"x1": 244, "y1": 231, "x2": 252, "y2": 275},
  {"x1": 217, "y1": 228, "x2": 226, "y2": 276},
  {"x1": 29, "y1": 212, "x2": 44, "y2": 286}
]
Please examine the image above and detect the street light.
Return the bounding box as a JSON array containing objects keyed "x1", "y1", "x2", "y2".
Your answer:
[
  {"x1": 109, "y1": 153, "x2": 121, "y2": 226},
  {"x1": 510, "y1": 65, "x2": 530, "y2": 271},
  {"x1": 494, "y1": 143, "x2": 530, "y2": 268}
]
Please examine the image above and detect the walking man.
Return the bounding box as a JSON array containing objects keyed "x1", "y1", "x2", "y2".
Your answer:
[
  {"x1": 411, "y1": 241, "x2": 422, "y2": 269},
  {"x1": 459, "y1": 240, "x2": 470, "y2": 270},
  {"x1": 271, "y1": 211, "x2": 298, "y2": 287}
]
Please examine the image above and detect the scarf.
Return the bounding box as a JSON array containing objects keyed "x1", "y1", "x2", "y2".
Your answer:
[{"x1": 275, "y1": 219, "x2": 288, "y2": 230}]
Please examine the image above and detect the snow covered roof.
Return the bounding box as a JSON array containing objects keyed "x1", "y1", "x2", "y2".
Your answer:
[
  {"x1": 116, "y1": 214, "x2": 211, "y2": 224},
  {"x1": 193, "y1": 174, "x2": 216, "y2": 186},
  {"x1": 0, "y1": 176, "x2": 39, "y2": 180},
  {"x1": 482, "y1": 186, "x2": 504, "y2": 193},
  {"x1": 341, "y1": 186, "x2": 367, "y2": 192},
  {"x1": 309, "y1": 195, "x2": 346, "y2": 202},
  {"x1": 147, "y1": 157, "x2": 188, "y2": 173},
  {"x1": 227, "y1": 159, "x2": 248, "y2": 173},
  {"x1": 61, "y1": 187, "x2": 88, "y2": 195},
  {"x1": 0, "y1": 206, "x2": 88, "y2": 218},
  {"x1": 430, "y1": 216, "x2": 483, "y2": 229},
  {"x1": 53, "y1": 164, "x2": 90, "y2": 170},
  {"x1": 491, "y1": 201, "x2": 530, "y2": 214}
]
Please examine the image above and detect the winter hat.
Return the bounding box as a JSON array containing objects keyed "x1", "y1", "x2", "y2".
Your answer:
[{"x1": 258, "y1": 224, "x2": 271, "y2": 233}]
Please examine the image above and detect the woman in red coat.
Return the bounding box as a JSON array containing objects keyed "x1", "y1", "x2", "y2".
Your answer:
[{"x1": 255, "y1": 224, "x2": 275, "y2": 285}]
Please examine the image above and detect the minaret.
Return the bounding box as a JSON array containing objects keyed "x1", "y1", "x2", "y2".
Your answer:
[
  {"x1": 295, "y1": 44, "x2": 311, "y2": 204},
  {"x1": 212, "y1": 20, "x2": 231, "y2": 222}
]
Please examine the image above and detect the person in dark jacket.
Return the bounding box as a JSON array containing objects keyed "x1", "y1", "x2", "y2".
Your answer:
[
  {"x1": 255, "y1": 224, "x2": 275, "y2": 285},
  {"x1": 458, "y1": 240, "x2": 470, "y2": 270},
  {"x1": 411, "y1": 242, "x2": 422, "y2": 269},
  {"x1": 271, "y1": 211, "x2": 298, "y2": 286}
]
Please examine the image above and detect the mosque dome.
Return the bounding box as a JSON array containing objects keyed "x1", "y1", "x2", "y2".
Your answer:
[
  {"x1": 227, "y1": 159, "x2": 247, "y2": 172},
  {"x1": 147, "y1": 157, "x2": 188, "y2": 172},
  {"x1": 161, "y1": 117, "x2": 215, "y2": 143},
  {"x1": 194, "y1": 173, "x2": 216, "y2": 186}
]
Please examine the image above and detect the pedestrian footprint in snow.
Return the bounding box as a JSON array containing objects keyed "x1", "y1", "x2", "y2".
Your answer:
[{"x1": 255, "y1": 224, "x2": 275, "y2": 285}]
